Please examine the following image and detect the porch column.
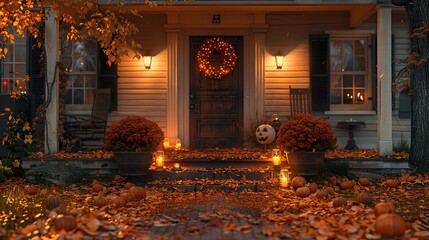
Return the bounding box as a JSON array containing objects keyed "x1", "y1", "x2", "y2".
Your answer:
[
  {"x1": 253, "y1": 17, "x2": 268, "y2": 121},
  {"x1": 165, "y1": 18, "x2": 181, "y2": 143},
  {"x1": 377, "y1": 4, "x2": 393, "y2": 155},
  {"x1": 44, "y1": 9, "x2": 60, "y2": 154}
]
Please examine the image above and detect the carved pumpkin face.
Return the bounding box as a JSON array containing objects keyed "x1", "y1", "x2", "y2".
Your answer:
[{"x1": 255, "y1": 124, "x2": 275, "y2": 145}]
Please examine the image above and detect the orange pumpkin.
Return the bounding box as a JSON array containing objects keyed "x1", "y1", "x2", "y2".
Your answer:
[
  {"x1": 374, "y1": 202, "x2": 396, "y2": 217},
  {"x1": 92, "y1": 184, "x2": 104, "y2": 193},
  {"x1": 124, "y1": 182, "x2": 134, "y2": 189},
  {"x1": 375, "y1": 213, "x2": 407, "y2": 237},
  {"x1": 295, "y1": 187, "x2": 311, "y2": 198},
  {"x1": 333, "y1": 197, "x2": 347, "y2": 207},
  {"x1": 120, "y1": 191, "x2": 136, "y2": 203},
  {"x1": 385, "y1": 179, "x2": 398, "y2": 188},
  {"x1": 308, "y1": 183, "x2": 318, "y2": 193},
  {"x1": 94, "y1": 196, "x2": 109, "y2": 207},
  {"x1": 357, "y1": 192, "x2": 373, "y2": 205},
  {"x1": 110, "y1": 195, "x2": 126, "y2": 207},
  {"x1": 358, "y1": 178, "x2": 370, "y2": 187},
  {"x1": 130, "y1": 186, "x2": 146, "y2": 201},
  {"x1": 340, "y1": 180, "x2": 355, "y2": 190},
  {"x1": 23, "y1": 185, "x2": 37, "y2": 195},
  {"x1": 315, "y1": 189, "x2": 328, "y2": 199},
  {"x1": 54, "y1": 215, "x2": 77, "y2": 232},
  {"x1": 325, "y1": 187, "x2": 335, "y2": 195},
  {"x1": 45, "y1": 195, "x2": 62, "y2": 211},
  {"x1": 291, "y1": 176, "x2": 307, "y2": 190}
]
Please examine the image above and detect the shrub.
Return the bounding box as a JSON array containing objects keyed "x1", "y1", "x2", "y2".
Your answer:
[
  {"x1": 104, "y1": 116, "x2": 164, "y2": 152},
  {"x1": 276, "y1": 113, "x2": 336, "y2": 152}
]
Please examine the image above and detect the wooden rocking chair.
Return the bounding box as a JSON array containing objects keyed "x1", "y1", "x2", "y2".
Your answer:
[
  {"x1": 66, "y1": 88, "x2": 111, "y2": 140},
  {"x1": 289, "y1": 85, "x2": 312, "y2": 116}
]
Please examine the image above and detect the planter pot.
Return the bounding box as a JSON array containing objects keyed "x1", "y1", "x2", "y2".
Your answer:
[
  {"x1": 114, "y1": 151, "x2": 153, "y2": 177},
  {"x1": 287, "y1": 151, "x2": 325, "y2": 176}
]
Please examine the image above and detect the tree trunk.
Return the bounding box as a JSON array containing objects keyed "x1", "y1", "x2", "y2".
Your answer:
[{"x1": 405, "y1": 0, "x2": 429, "y2": 172}]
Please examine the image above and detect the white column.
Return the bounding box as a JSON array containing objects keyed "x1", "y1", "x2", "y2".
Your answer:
[
  {"x1": 165, "y1": 22, "x2": 180, "y2": 143},
  {"x1": 377, "y1": 4, "x2": 393, "y2": 155},
  {"x1": 44, "y1": 9, "x2": 60, "y2": 154},
  {"x1": 253, "y1": 25, "x2": 268, "y2": 121}
]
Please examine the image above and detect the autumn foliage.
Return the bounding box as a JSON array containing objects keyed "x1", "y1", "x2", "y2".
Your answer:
[
  {"x1": 276, "y1": 113, "x2": 337, "y2": 152},
  {"x1": 104, "y1": 116, "x2": 164, "y2": 152}
]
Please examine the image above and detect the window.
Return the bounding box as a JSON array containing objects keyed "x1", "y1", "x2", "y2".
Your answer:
[
  {"x1": 1, "y1": 34, "x2": 27, "y2": 94},
  {"x1": 62, "y1": 39, "x2": 97, "y2": 105},
  {"x1": 329, "y1": 36, "x2": 371, "y2": 110}
]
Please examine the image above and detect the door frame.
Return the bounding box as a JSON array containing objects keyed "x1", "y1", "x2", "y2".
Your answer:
[{"x1": 178, "y1": 28, "x2": 254, "y2": 147}]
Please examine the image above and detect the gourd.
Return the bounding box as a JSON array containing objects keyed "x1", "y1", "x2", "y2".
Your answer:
[
  {"x1": 375, "y1": 213, "x2": 407, "y2": 237},
  {"x1": 308, "y1": 183, "x2": 318, "y2": 193},
  {"x1": 94, "y1": 196, "x2": 109, "y2": 207},
  {"x1": 130, "y1": 186, "x2": 146, "y2": 201},
  {"x1": 295, "y1": 187, "x2": 311, "y2": 198},
  {"x1": 333, "y1": 197, "x2": 347, "y2": 207},
  {"x1": 358, "y1": 178, "x2": 370, "y2": 187},
  {"x1": 357, "y1": 192, "x2": 373, "y2": 205},
  {"x1": 340, "y1": 180, "x2": 355, "y2": 190},
  {"x1": 291, "y1": 176, "x2": 307, "y2": 190},
  {"x1": 23, "y1": 185, "x2": 37, "y2": 195},
  {"x1": 374, "y1": 202, "x2": 396, "y2": 217},
  {"x1": 385, "y1": 179, "x2": 398, "y2": 188},
  {"x1": 54, "y1": 215, "x2": 77, "y2": 232},
  {"x1": 45, "y1": 195, "x2": 62, "y2": 211},
  {"x1": 92, "y1": 184, "x2": 104, "y2": 193}
]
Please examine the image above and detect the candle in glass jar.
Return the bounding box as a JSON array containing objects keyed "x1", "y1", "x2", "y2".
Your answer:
[
  {"x1": 272, "y1": 155, "x2": 281, "y2": 166},
  {"x1": 173, "y1": 163, "x2": 181, "y2": 171},
  {"x1": 163, "y1": 138, "x2": 170, "y2": 148},
  {"x1": 175, "y1": 139, "x2": 182, "y2": 149},
  {"x1": 156, "y1": 156, "x2": 164, "y2": 168},
  {"x1": 280, "y1": 175, "x2": 288, "y2": 187}
]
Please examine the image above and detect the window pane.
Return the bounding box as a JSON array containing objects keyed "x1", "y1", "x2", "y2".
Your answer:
[
  {"x1": 74, "y1": 77, "x2": 84, "y2": 87},
  {"x1": 85, "y1": 90, "x2": 94, "y2": 104},
  {"x1": 15, "y1": 64, "x2": 26, "y2": 76},
  {"x1": 85, "y1": 75, "x2": 96, "y2": 88},
  {"x1": 74, "y1": 89, "x2": 84, "y2": 104},
  {"x1": 343, "y1": 89, "x2": 354, "y2": 104},
  {"x1": 355, "y1": 40, "x2": 365, "y2": 55},
  {"x1": 330, "y1": 40, "x2": 342, "y2": 72},
  {"x1": 343, "y1": 75, "x2": 353, "y2": 88},
  {"x1": 65, "y1": 89, "x2": 72, "y2": 104},
  {"x1": 15, "y1": 44, "x2": 26, "y2": 62},
  {"x1": 355, "y1": 75, "x2": 365, "y2": 87},
  {"x1": 354, "y1": 56, "x2": 365, "y2": 71},
  {"x1": 342, "y1": 40, "x2": 353, "y2": 71},
  {"x1": 330, "y1": 89, "x2": 341, "y2": 104},
  {"x1": 355, "y1": 89, "x2": 365, "y2": 104}
]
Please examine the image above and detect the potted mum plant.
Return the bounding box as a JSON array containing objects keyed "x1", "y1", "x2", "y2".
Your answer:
[
  {"x1": 276, "y1": 113, "x2": 337, "y2": 175},
  {"x1": 104, "y1": 116, "x2": 164, "y2": 176}
]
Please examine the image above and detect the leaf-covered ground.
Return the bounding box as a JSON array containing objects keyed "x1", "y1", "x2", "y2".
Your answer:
[{"x1": 0, "y1": 173, "x2": 428, "y2": 239}]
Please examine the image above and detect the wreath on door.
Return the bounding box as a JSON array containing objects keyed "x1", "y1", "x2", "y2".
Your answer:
[{"x1": 195, "y1": 37, "x2": 237, "y2": 79}]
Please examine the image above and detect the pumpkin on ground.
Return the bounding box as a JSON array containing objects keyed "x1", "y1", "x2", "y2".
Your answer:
[
  {"x1": 120, "y1": 190, "x2": 136, "y2": 203},
  {"x1": 94, "y1": 196, "x2": 109, "y2": 207},
  {"x1": 308, "y1": 183, "x2": 318, "y2": 193},
  {"x1": 315, "y1": 189, "x2": 328, "y2": 199},
  {"x1": 358, "y1": 178, "x2": 371, "y2": 187},
  {"x1": 130, "y1": 186, "x2": 146, "y2": 201},
  {"x1": 110, "y1": 195, "x2": 126, "y2": 207},
  {"x1": 291, "y1": 176, "x2": 307, "y2": 190},
  {"x1": 295, "y1": 187, "x2": 311, "y2": 198},
  {"x1": 375, "y1": 213, "x2": 407, "y2": 238},
  {"x1": 124, "y1": 182, "x2": 134, "y2": 189},
  {"x1": 45, "y1": 195, "x2": 62, "y2": 211},
  {"x1": 357, "y1": 192, "x2": 373, "y2": 205},
  {"x1": 325, "y1": 187, "x2": 335, "y2": 195},
  {"x1": 54, "y1": 215, "x2": 77, "y2": 232},
  {"x1": 92, "y1": 184, "x2": 104, "y2": 193},
  {"x1": 23, "y1": 185, "x2": 37, "y2": 195},
  {"x1": 385, "y1": 179, "x2": 399, "y2": 188},
  {"x1": 374, "y1": 202, "x2": 396, "y2": 217},
  {"x1": 333, "y1": 197, "x2": 347, "y2": 207},
  {"x1": 340, "y1": 180, "x2": 355, "y2": 190}
]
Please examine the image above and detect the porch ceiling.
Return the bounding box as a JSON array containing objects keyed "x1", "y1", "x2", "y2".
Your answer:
[{"x1": 106, "y1": 4, "x2": 379, "y2": 27}]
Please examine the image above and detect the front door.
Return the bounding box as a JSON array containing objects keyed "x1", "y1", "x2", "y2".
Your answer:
[{"x1": 189, "y1": 36, "x2": 243, "y2": 148}]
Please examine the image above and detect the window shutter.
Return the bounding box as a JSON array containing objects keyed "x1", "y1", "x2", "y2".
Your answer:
[
  {"x1": 27, "y1": 36, "x2": 45, "y2": 111},
  {"x1": 371, "y1": 34, "x2": 378, "y2": 112},
  {"x1": 309, "y1": 34, "x2": 330, "y2": 111},
  {"x1": 97, "y1": 46, "x2": 118, "y2": 111}
]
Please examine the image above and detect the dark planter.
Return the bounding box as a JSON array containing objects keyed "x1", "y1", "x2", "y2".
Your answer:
[
  {"x1": 114, "y1": 151, "x2": 153, "y2": 177},
  {"x1": 287, "y1": 151, "x2": 325, "y2": 176}
]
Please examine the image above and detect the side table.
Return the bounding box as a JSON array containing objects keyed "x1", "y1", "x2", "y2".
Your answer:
[{"x1": 337, "y1": 120, "x2": 366, "y2": 150}]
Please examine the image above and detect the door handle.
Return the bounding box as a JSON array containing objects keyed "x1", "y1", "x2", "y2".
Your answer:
[{"x1": 190, "y1": 104, "x2": 195, "y2": 109}]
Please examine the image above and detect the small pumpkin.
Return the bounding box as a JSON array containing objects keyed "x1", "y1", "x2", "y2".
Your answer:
[
  {"x1": 375, "y1": 213, "x2": 407, "y2": 237},
  {"x1": 357, "y1": 192, "x2": 373, "y2": 205},
  {"x1": 315, "y1": 189, "x2": 328, "y2": 199},
  {"x1": 124, "y1": 182, "x2": 134, "y2": 189},
  {"x1": 120, "y1": 191, "x2": 136, "y2": 203},
  {"x1": 385, "y1": 179, "x2": 398, "y2": 188},
  {"x1": 358, "y1": 178, "x2": 371, "y2": 187},
  {"x1": 333, "y1": 197, "x2": 347, "y2": 207},
  {"x1": 325, "y1": 187, "x2": 335, "y2": 195},
  {"x1": 130, "y1": 186, "x2": 146, "y2": 201},
  {"x1": 113, "y1": 175, "x2": 125, "y2": 182},
  {"x1": 92, "y1": 184, "x2": 104, "y2": 193},
  {"x1": 54, "y1": 215, "x2": 77, "y2": 232},
  {"x1": 374, "y1": 202, "x2": 396, "y2": 217},
  {"x1": 295, "y1": 187, "x2": 311, "y2": 198},
  {"x1": 110, "y1": 195, "x2": 126, "y2": 207},
  {"x1": 340, "y1": 180, "x2": 355, "y2": 190},
  {"x1": 45, "y1": 195, "x2": 62, "y2": 211},
  {"x1": 308, "y1": 183, "x2": 318, "y2": 193},
  {"x1": 94, "y1": 196, "x2": 109, "y2": 207},
  {"x1": 23, "y1": 185, "x2": 37, "y2": 195},
  {"x1": 291, "y1": 176, "x2": 307, "y2": 190}
]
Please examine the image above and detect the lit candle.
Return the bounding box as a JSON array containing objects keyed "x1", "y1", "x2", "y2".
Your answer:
[
  {"x1": 173, "y1": 163, "x2": 181, "y2": 171},
  {"x1": 280, "y1": 175, "x2": 288, "y2": 187},
  {"x1": 175, "y1": 139, "x2": 182, "y2": 149},
  {"x1": 272, "y1": 155, "x2": 281, "y2": 166},
  {"x1": 155, "y1": 150, "x2": 164, "y2": 168},
  {"x1": 163, "y1": 138, "x2": 170, "y2": 149}
]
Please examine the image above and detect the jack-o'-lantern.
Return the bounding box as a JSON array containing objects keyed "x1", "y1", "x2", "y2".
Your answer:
[{"x1": 255, "y1": 124, "x2": 276, "y2": 145}]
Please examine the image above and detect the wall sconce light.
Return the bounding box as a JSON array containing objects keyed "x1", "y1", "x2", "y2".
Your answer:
[
  {"x1": 143, "y1": 55, "x2": 153, "y2": 70},
  {"x1": 275, "y1": 53, "x2": 284, "y2": 70},
  {"x1": 272, "y1": 113, "x2": 280, "y2": 123}
]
